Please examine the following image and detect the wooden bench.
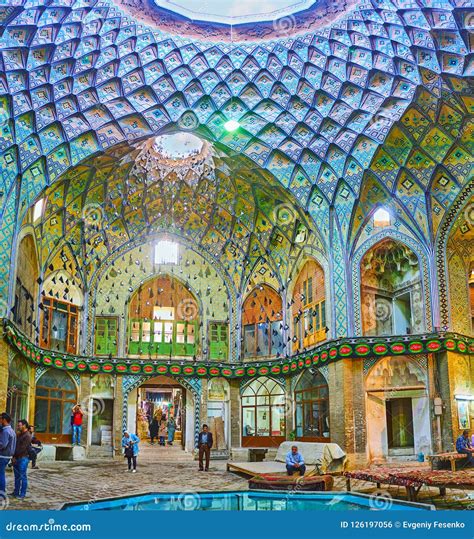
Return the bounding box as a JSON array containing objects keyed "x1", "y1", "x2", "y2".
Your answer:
[{"x1": 427, "y1": 452, "x2": 468, "y2": 472}]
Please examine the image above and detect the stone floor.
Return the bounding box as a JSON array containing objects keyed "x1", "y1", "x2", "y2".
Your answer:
[{"x1": 4, "y1": 445, "x2": 473, "y2": 511}]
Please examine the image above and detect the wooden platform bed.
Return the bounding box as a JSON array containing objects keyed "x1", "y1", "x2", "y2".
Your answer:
[
  {"x1": 427, "y1": 452, "x2": 469, "y2": 472},
  {"x1": 344, "y1": 468, "x2": 474, "y2": 502}
]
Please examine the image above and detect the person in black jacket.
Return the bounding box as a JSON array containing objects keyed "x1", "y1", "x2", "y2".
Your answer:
[
  {"x1": 27, "y1": 425, "x2": 42, "y2": 469},
  {"x1": 197, "y1": 424, "x2": 213, "y2": 471},
  {"x1": 149, "y1": 418, "x2": 159, "y2": 445}
]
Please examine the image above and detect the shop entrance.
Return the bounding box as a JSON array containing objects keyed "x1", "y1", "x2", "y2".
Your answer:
[{"x1": 135, "y1": 376, "x2": 186, "y2": 451}]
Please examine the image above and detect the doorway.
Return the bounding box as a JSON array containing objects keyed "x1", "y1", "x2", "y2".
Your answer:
[
  {"x1": 386, "y1": 398, "x2": 414, "y2": 452},
  {"x1": 134, "y1": 376, "x2": 187, "y2": 451}
]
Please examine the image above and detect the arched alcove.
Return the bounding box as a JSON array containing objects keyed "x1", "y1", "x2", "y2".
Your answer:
[
  {"x1": 241, "y1": 285, "x2": 284, "y2": 359},
  {"x1": 360, "y1": 239, "x2": 423, "y2": 336},
  {"x1": 13, "y1": 234, "x2": 39, "y2": 340},
  {"x1": 365, "y1": 356, "x2": 431, "y2": 461},
  {"x1": 291, "y1": 260, "x2": 327, "y2": 353},
  {"x1": 126, "y1": 274, "x2": 200, "y2": 358}
]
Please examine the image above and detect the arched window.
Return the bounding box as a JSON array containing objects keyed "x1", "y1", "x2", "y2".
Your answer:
[
  {"x1": 292, "y1": 260, "x2": 326, "y2": 352},
  {"x1": 7, "y1": 356, "x2": 30, "y2": 424},
  {"x1": 360, "y1": 239, "x2": 422, "y2": 336},
  {"x1": 34, "y1": 369, "x2": 77, "y2": 444},
  {"x1": 13, "y1": 235, "x2": 39, "y2": 340},
  {"x1": 40, "y1": 270, "x2": 83, "y2": 353},
  {"x1": 242, "y1": 285, "x2": 283, "y2": 358},
  {"x1": 241, "y1": 378, "x2": 286, "y2": 447},
  {"x1": 126, "y1": 275, "x2": 201, "y2": 358},
  {"x1": 294, "y1": 370, "x2": 330, "y2": 441}
]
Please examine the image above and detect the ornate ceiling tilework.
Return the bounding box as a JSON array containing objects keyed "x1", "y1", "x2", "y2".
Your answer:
[{"x1": 0, "y1": 0, "x2": 470, "y2": 319}]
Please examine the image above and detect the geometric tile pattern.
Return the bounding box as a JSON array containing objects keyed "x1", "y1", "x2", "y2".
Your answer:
[{"x1": 0, "y1": 0, "x2": 472, "y2": 335}]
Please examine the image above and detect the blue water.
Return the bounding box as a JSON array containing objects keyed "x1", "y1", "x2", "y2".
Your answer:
[{"x1": 63, "y1": 491, "x2": 430, "y2": 511}]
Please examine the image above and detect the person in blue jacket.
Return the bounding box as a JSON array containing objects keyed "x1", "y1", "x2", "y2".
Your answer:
[
  {"x1": 122, "y1": 431, "x2": 140, "y2": 473},
  {"x1": 286, "y1": 445, "x2": 306, "y2": 476}
]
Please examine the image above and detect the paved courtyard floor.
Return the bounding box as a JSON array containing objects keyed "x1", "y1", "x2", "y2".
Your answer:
[{"x1": 3, "y1": 445, "x2": 472, "y2": 511}]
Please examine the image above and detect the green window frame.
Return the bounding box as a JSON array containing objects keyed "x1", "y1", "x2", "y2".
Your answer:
[
  {"x1": 127, "y1": 319, "x2": 197, "y2": 357},
  {"x1": 94, "y1": 317, "x2": 118, "y2": 356},
  {"x1": 209, "y1": 322, "x2": 228, "y2": 360}
]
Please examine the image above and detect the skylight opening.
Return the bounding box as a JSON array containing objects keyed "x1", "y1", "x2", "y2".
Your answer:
[
  {"x1": 154, "y1": 240, "x2": 179, "y2": 265},
  {"x1": 153, "y1": 0, "x2": 313, "y2": 24},
  {"x1": 373, "y1": 208, "x2": 391, "y2": 228},
  {"x1": 33, "y1": 198, "x2": 45, "y2": 222}
]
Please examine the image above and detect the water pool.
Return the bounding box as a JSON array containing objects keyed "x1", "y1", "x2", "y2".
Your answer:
[{"x1": 63, "y1": 491, "x2": 433, "y2": 511}]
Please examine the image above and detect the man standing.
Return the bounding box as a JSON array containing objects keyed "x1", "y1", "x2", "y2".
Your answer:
[
  {"x1": 456, "y1": 430, "x2": 474, "y2": 467},
  {"x1": 197, "y1": 424, "x2": 213, "y2": 471},
  {"x1": 12, "y1": 420, "x2": 32, "y2": 499},
  {"x1": 71, "y1": 404, "x2": 83, "y2": 446},
  {"x1": 0, "y1": 413, "x2": 16, "y2": 494},
  {"x1": 286, "y1": 445, "x2": 306, "y2": 476}
]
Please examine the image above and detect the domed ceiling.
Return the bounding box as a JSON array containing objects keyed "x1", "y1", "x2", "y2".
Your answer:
[
  {"x1": 0, "y1": 0, "x2": 472, "y2": 313},
  {"x1": 27, "y1": 134, "x2": 320, "y2": 292}
]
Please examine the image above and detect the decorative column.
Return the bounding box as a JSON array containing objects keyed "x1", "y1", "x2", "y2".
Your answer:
[
  {"x1": 113, "y1": 375, "x2": 125, "y2": 454},
  {"x1": 329, "y1": 212, "x2": 351, "y2": 338},
  {"x1": 229, "y1": 379, "x2": 241, "y2": 451},
  {"x1": 327, "y1": 358, "x2": 367, "y2": 468},
  {"x1": 436, "y1": 351, "x2": 473, "y2": 451},
  {"x1": 78, "y1": 374, "x2": 92, "y2": 449},
  {"x1": 0, "y1": 334, "x2": 10, "y2": 410}
]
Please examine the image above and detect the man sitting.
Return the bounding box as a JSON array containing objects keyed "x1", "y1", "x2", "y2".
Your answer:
[
  {"x1": 286, "y1": 445, "x2": 306, "y2": 476},
  {"x1": 456, "y1": 430, "x2": 474, "y2": 467}
]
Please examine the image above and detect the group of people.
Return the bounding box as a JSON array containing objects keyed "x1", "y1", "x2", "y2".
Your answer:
[
  {"x1": 149, "y1": 415, "x2": 176, "y2": 446},
  {"x1": 121, "y1": 423, "x2": 215, "y2": 473},
  {"x1": 0, "y1": 413, "x2": 42, "y2": 500}
]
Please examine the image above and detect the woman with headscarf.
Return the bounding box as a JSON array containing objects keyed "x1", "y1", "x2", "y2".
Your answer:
[
  {"x1": 167, "y1": 416, "x2": 176, "y2": 446},
  {"x1": 158, "y1": 416, "x2": 167, "y2": 446},
  {"x1": 122, "y1": 431, "x2": 140, "y2": 473}
]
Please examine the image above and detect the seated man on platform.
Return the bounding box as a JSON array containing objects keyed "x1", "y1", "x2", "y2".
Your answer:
[
  {"x1": 286, "y1": 445, "x2": 306, "y2": 476},
  {"x1": 456, "y1": 430, "x2": 474, "y2": 467}
]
